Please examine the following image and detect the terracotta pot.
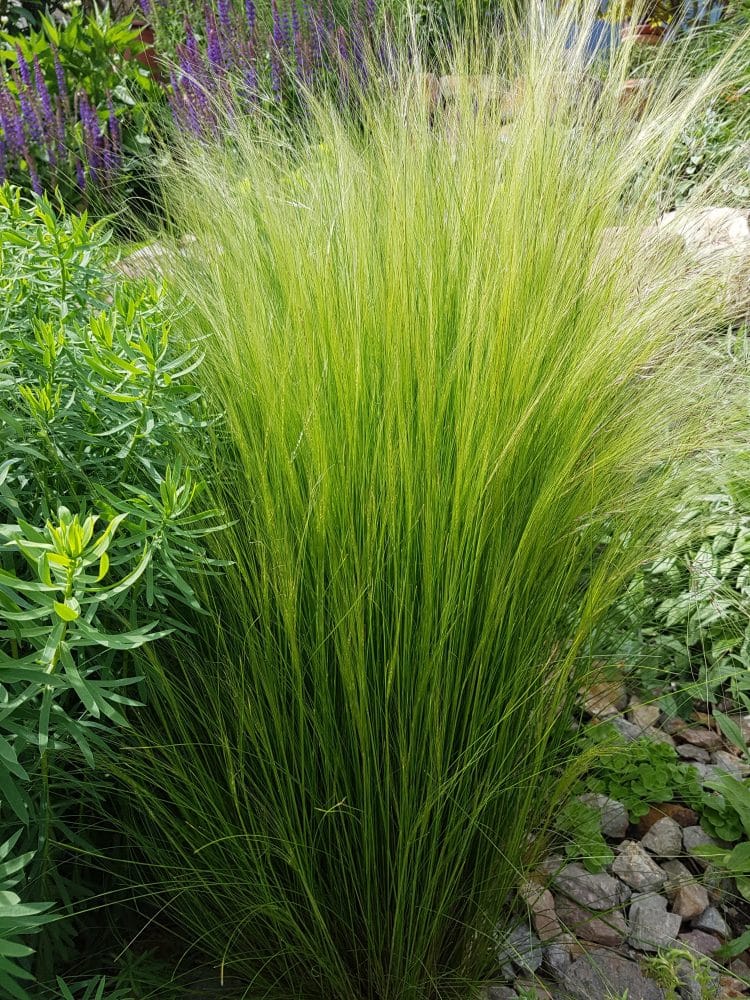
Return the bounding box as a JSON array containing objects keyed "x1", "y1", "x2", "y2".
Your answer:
[
  {"x1": 620, "y1": 23, "x2": 666, "y2": 44},
  {"x1": 127, "y1": 19, "x2": 162, "y2": 80}
]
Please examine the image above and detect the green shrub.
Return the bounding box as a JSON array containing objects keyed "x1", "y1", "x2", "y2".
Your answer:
[
  {"x1": 0, "y1": 185, "x2": 214, "y2": 996},
  {"x1": 603, "y1": 457, "x2": 750, "y2": 718},
  {"x1": 115, "y1": 13, "x2": 748, "y2": 1000}
]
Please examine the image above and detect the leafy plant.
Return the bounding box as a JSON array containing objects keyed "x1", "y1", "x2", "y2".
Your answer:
[
  {"x1": 584, "y1": 732, "x2": 708, "y2": 820},
  {"x1": 603, "y1": 465, "x2": 750, "y2": 719},
  {"x1": 555, "y1": 798, "x2": 615, "y2": 873},
  {"x1": 111, "y1": 10, "x2": 749, "y2": 999},
  {"x1": 0, "y1": 185, "x2": 215, "y2": 996}
]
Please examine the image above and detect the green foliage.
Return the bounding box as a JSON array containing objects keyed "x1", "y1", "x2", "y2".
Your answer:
[
  {"x1": 0, "y1": 185, "x2": 214, "y2": 996},
  {"x1": 111, "y1": 12, "x2": 750, "y2": 999},
  {"x1": 604, "y1": 465, "x2": 750, "y2": 718},
  {"x1": 555, "y1": 798, "x2": 615, "y2": 873},
  {"x1": 647, "y1": 4, "x2": 750, "y2": 206},
  {"x1": 585, "y1": 733, "x2": 707, "y2": 819}
]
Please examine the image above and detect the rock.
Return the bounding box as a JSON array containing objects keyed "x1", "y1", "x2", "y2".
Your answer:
[
  {"x1": 552, "y1": 862, "x2": 629, "y2": 910},
  {"x1": 560, "y1": 947, "x2": 666, "y2": 1000},
  {"x1": 582, "y1": 680, "x2": 629, "y2": 719},
  {"x1": 717, "y1": 975, "x2": 749, "y2": 999},
  {"x1": 662, "y1": 859, "x2": 695, "y2": 897},
  {"x1": 656, "y1": 207, "x2": 750, "y2": 256},
  {"x1": 643, "y1": 727, "x2": 675, "y2": 747},
  {"x1": 612, "y1": 717, "x2": 643, "y2": 742},
  {"x1": 628, "y1": 700, "x2": 661, "y2": 730},
  {"x1": 679, "y1": 929, "x2": 723, "y2": 956},
  {"x1": 486, "y1": 987, "x2": 518, "y2": 1000},
  {"x1": 675, "y1": 958, "x2": 720, "y2": 1000},
  {"x1": 555, "y1": 895, "x2": 628, "y2": 947},
  {"x1": 543, "y1": 937, "x2": 572, "y2": 981},
  {"x1": 496, "y1": 925, "x2": 543, "y2": 974},
  {"x1": 729, "y1": 958, "x2": 750, "y2": 980},
  {"x1": 674, "y1": 881, "x2": 710, "y2": 920},
  {"x1": 683, "y1": 826, "x2": 719, "y2": 868},
  {"x1": 662, "y1": 861, "x2": 709, "y2": 920},
  {"x1": 678, "y1": 744, "x2": 711, "y2": 763},
  {"x1": 636, "y1": 804, "x2": 698, "y2": 836},
  {"x1": 712, "y1": 751, "x2": 750, "y2": 778},
  {"x1": 640, "y1": 816, "x2": 683, "y2": 858},
  {"x1": 519, "y1": 882, "x2": 561, "y2": 942},
  {"x1": 628, "y1": 893, "x2": 682, "y2": 952},
  {"x1": 578, "y1": 793, "x2": 629, "y2": 839},
  {"x1": 695, "y1": 905, "x2": 729, "y2": 938},
  {"x1": 677, "y1": 727, "x2": 724, "y2": 751},
  {"x1": 612, "y1": 841, "x2": 666, "y2": 892}
]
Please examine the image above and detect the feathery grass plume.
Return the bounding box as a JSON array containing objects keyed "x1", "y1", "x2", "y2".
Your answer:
[{"x1": 115, "y1": 6, "x2": 748, "y2": 998}]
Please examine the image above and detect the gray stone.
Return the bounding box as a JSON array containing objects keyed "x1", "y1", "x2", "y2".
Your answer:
[
  {"x1": 673, "y1": 880, "x2": 709, "y2": 920},
  {"x1": 661, "y1": 859, "x2": 694, "y2": 899},
  {"x1": 519, "y1": 882, "x2": 561, "y2": 942},
  {"x1": 543, "y1": 937, "x2": 573, "y2": 981},
  {"x1": 628, "y1": 700, "x2": 661, "y2": 731},
  {"x1": 553, "y1": 862, "x2": 629, "y2": 910},
  {"x1": 678, "y1": 929, "x2": 722, "y2": 956},
  {"x1": 628, "y1": 893, "x2": 681, "y2": 952},
  {"x1": 611, "y1": 841, "x2": 666, "y2": 892},
  {"x1": 640, "y1": 816, "x2": 683, "y2": 858},
  {"x1": 560, "y1": 948, "x2": 666, "y2": 1000},
  {"x1": 486, "y1": 987, "x2": 518, "y2": 1000},
  {"x1": 497, "y1": 924, "x2": 543, "y2": 974},
  {"x1": 674, "y1": 958, "x2": 719, "y2": 1000},
  {"x1": 683, "y1": 826, "x2": 718, "y2": 868},
  {"x1": 612, "y1": 717, "x2": 642, "y2": 742},
  {"x1": 678, "y1": 727, "x2": 723, "y2": 751},
  {"x1": 555, "y1": 895, "x2": 628, "y2": 947},
  {"x1": 677, "y1": 744, "x2": 710, "y2": 763},
  {"x1": 694, "y1": 905, "x2": 729, "y2": 937},
  {"x1": 578, "y1": 793, "x2": 629, "y2": 840},
  {"x1": 711, "y1": 750, "x2": 750, "y2": 778}
]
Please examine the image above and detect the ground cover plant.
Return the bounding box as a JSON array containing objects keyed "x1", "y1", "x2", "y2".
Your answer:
[
  {"x1": 0, "y1": 184, "x2": 216, "y2": 997},
  {"x1": 106, "y1": 9, "x2": 750, "y2": 998}
]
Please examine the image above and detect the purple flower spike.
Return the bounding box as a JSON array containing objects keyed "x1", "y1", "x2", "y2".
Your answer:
[
  {"x1": 245, "y1": 0, "x2": 256, "y2": 37},
  {"x1": 75, "y1": 157, "x2": 86, "y2": 192},
  {"x1": 138, "y1": 0, "x2": 151, "y2": 13},
  {"x1": 23, "y1": 144, "x2": 42, "y2": 194},
  {"x1": 15, "y1": 47, "x2": 32, "y2": 89},
  {"x1": 218, "y1": 0, "x2": 231, "y2": 29},
  {"x1": 51, "y1": 47, "x2": 69, "y2": 109},
  {"x1": 205, "y1": 9, "x2": 224, "y2": 70}
]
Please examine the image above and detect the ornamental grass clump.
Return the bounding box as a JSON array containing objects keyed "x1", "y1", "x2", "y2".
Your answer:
[{"x1": 116, "y1": 8, "x2": 748, "y2": 999}]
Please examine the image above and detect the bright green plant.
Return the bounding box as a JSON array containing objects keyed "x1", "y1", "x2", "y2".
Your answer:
[
  {"x1": 584, "y1": 733, "x2": 708, "y2": 820},
  {"x1": 603, "y1": 462, "x2": 750, "y2": 719},
  {"x1": 0, "y1": 185, "x2": 215, "y2": 996},
  {"x1": 114, "y1": 12, "x2": 749, "y2": 1000},
  {"x1": 555, "y1": 798, "x2": 615, "y2": 873},
  {"x1": 643, "y1": 947, "x2": 715, "y2": 1000}
]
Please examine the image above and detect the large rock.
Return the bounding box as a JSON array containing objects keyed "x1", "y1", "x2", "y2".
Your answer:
[
  {"x1": 555, "y1": 896, "x2": 628, "y2": 947},
  {"x1": 611, "y1": 841, "x2": 666, "y2": 892},
  {"x1": 652, "y1": 208, "x2": 750, "y2": 321},
  {"x1": 560, "y1": 948, "x2": 666, "y2": 1000},
  {"x1": 578, "y1": 794, "x2": 629, "y2": 839},
  {"x1": 552, "y1": 862, "x2": 629, "y2": 909},
  {"x1": 640, "y1": 816, "x2": 682, "y2": 858},
  {"x1": 628, "y1": 893, "x2": 682, "y2": 952},
  {"x1": 519, "y1": 882, "x2": 561, "y2": 942}
]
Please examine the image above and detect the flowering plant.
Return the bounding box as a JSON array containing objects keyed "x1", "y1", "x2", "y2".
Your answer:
[{"x1": 0, "y1": 4, "x2": 163, "y2": 212}]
